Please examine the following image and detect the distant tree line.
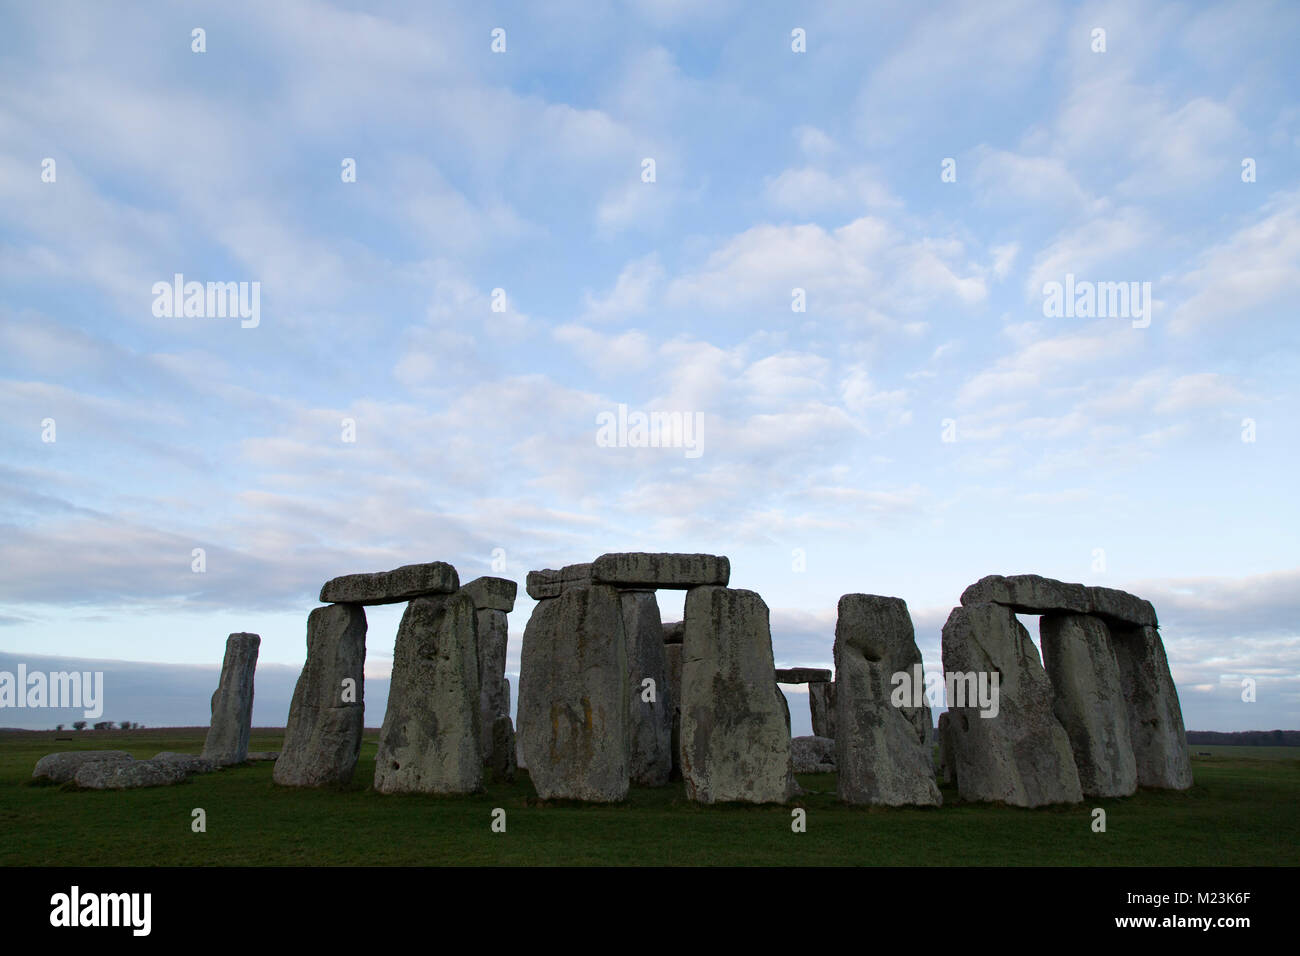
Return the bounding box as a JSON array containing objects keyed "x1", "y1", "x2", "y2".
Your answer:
[
  {"x1": 1186, "y1": 730, "x2": 1299, "y2": 746},
  {"x1": 56, "y1": 721, "x2": 143, "y2": 731}
]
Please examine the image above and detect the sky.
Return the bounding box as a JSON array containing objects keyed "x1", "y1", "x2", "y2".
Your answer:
[{"x1": 1, "y1": 0, "x2": 1297, "y2": 733}]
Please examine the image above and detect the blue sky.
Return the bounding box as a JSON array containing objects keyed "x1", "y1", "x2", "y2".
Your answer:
[{"x1": 1, "y1": 0, "x2": 1297, "y2": 732}]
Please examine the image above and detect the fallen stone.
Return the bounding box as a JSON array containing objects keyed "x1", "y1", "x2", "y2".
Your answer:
[
  {"x1": 792, "y1": 735, "x2": 837, "y2": 774},
  {"x1": 680, "y1": 586, "x2": 793, "y2": 804},
  {"x1": 960, "y1": 574, "x2": 1090, "y2": 616},
  {"x1": 274, "y1": 603, "x2": 368, "y2": 788},
  {"x1": 1040, "y1": 613, "x2": 1138, "y2": 797},
  {"x1": 459, "y1": 575, "x2": 518, "y2": 612},
  {"x1": 518, "y1": 585, "x2": 629, "y2": 801},
  {"x1": 662, "y1": 621, "x2": 684, "y2": 644},
  {"x1": 774, "y1": 667, "x2": 832, "y2": 684},
  {"x1": 246, "y1": 751, "x2": 279, "y2": 762},
  {"x1": 201, "y1": 632, "x2": 260, "y2": 767},
  {"x1": 834, "y1": 594, "x2": 941, "y2": 806},
  {"x1": 941, "y1": 602, "x2": 1082, "y2": 807},
  {"x1": 1086, "y1": 586, "x2": 1158, "y2": 628},
  {"x1": 810, "y1": 681, "x2": 837, "y2": 739},
  {"x1": 1108, "y1": 622, "x2": 1193, "y2": 789},
  {"x1": 374, "y1": 592, "x2": 483, "y2": 795},
  {"x1": 491, "y1": 715, "x2": 516, "y2": 784},
  {"x1": 33, "y1": 751, "x2": 133, "y2": 784},
  {"x1": 319, "y1": 562, "x2": 459, "y2": 606},
  {"x1": 152, "y1": 752, "x2": 218, "y2": 774},
  {"x1": 75, "y1": 758, "x2": 188, "y2": 789},
  {"x1": 525, "y1": 563, "x2": 593, "y2": 600},
  {"x1": 591, "y1": 552, "x2": 730, "y2": 590},
  {"x1": 621, "y1": 590, "x2": 672, "y2": 786}
]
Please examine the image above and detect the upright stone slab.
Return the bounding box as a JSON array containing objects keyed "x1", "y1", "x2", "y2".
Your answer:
[
  {"x1": 680, "y1": 586, "x2": 793, "y2": 804},
  {"x1": 1040, "y1": 613, "x2": 1137, "y2": 797},
  {"x1": 490, "y1": 715, "x2": 517, "y2": 783},
  {"x1": 834, "y1": 595, "x2": 941, "y2": 806},
  {"x1": 664, "y1": 641, "x2": 684, "y2": 780},
  {"x1": 809, "y1": 680, "x2": 837, "y2": 739},
  {"x1": 320, "y1": 561, "x2": 459, "y2": 605},
  {"x1": 374, "y1": 593, "x2": 483, "y2": 795},
  {"x1": 592, "y1": 552, "x2": 730, "y2": 590},
  {"x1": 518, "y1": 585, "x2": 629, "y2": 802},
  {"x1": 458, "y1": 576, "x2": 517, "y2": 763},
  {"x1": 662, "y1": 620, "x2": 684, "y2": 644},
  {"x1": 1108, "y1": 623, "x2": 1193, "y2": 789},
  {"x1": 621, "y1": 590, "x2": 672, "y2": 786},
  {"x1": 941, "y1": 603, "x2": 1082, "y2": 806},
  {"x1": 201, "y1": 632, "x2": 260, "y2": 766},
  {"x1": 274, "y1": 604, "x2": 367, "y2": 788},
  {"x1": 936, "y1": 711, "x2": 955, "y2": 785},
  {"x1": 791, "y1": 735, "x2": 837, "y2": 773}
]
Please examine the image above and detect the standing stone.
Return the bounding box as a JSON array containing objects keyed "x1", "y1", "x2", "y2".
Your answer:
[
  {"x1": 809, "y1": 680, "x2": 837, "y2": 739},
  {"x1": 320, "y1": 561, "x2": 459, "y2": 605},
  {"x1": 458, "y1": 576, "x2": 517, "y2": 763},
  {"x1": 791, "y1": 735, "x2": 837, "y2": 773},
  {"x1": 274, "y1": 604, "x2": 367, "y2": 788},
  {"x1": 491, "y1": 715, "x2": 517, "y2": 783},
  {"x1": 777, "y1": 685, "x2": 791, "y2": 734},
  {"x1": 1108, "y1": 623, "x2": 1193, "y2": 789},
  {"x1": 202, "y1": 632, "x2": 260, "y2": 766},
  {"x1": 518, "y1": 585, "x2": 629, "y2": 802},
  {"x1": 680, "y1": 586, "x2": 793, "y2": 804},
  {"x1": 663, "y1": 641, "x2": 683, "y2": 780},
  {"x1": 936, "y1": 711, "x2": 955, "y2": 785},
  {"x1": 621, "y1": 590, "x2": 672, "y2": 786},
  {"x1": 1040, "y1": 613, "x2": 1138, "y2": 797},
  {"x1": 374, "y1": 593, "x2": 483, "y2": 795},
  {"x1": 834, "y1": 594, "x2": 941, "y2": 806},
  {"x1": 662, "y1": 620, "x2": 685, "y2": 644},
  {"x1": 941, "y1": 603, "x2": 1082, "y2": 806}
]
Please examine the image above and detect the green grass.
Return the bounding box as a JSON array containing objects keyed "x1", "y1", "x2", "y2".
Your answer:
[{"x1": 3, "y1": 729, "x2": 1297, "y2": 866}]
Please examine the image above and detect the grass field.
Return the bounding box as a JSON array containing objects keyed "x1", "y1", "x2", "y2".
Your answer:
[{"x1": 3, "y1": 728, "x2": 1297, "y2": 866}]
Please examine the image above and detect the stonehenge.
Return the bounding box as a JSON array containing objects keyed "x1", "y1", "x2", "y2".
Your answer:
[
  {"x1": 201, "y1": 632, "x2": 260, "y2": 766},
  {"x1": 42, "y1": 554, "x2": 1190, "y2": 818}
]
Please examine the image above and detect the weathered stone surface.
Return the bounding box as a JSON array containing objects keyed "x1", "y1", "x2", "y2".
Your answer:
[
  {"x1": 374, "y1": 593, "x2": 483, "y2": 795},
  {"x1": 459, "y1": 576, "x2": 518, "y2": 612},
  {"x1": 1108, "y1": 623, "x2": 1193, "y2": 789},
  {"x1": 810, "y1": 680, "x2": 837, "y2": 739},
  {"x1": 75, "y1": 758, "x2": 188, "y2": 789},
  {"x1": 834, "y1": 594, "x2": 941, "y2": 806},
  {"x1": 792, "y1": 735, "x2": 837, "y2": 774},
  {"x1": 592, "y1": 552, "x2": 730, "y2": 590},
  {"x1": 246, "y1": 751, "x2": 279, "y2": 762},
  {"x1": 525, "y1": 563, "x2": 593, "y2": 600},
  {"x1": 621, "y1": 590, "x2": 672, "y2": 786},
  {"x1": 664, "y1": 642, "x2": 683, "y2": 780},
  {"x1": 518, "y1": 585, "x2": 629, "y2": 801},
  {"x1": 680, "y1": 586, "x2": 793, "y2": 804},
  {"x1": 777, "y1": 685, "x2": 791, "y2": 733},
  {"x1": 33, "y1": 751, "x2": 133, "y2": 783},
  {"x1": 1040, "y1": 613, "x2": 1138, "y2": 797},
  {"x1": 274, "y1": 604, "x2": 368, "y2": 788},
  {"x1": 774, "y1": 667, "x2": 832, "y2": 684},
  {"x1": 1087, "y1": 586, "x2": 1158, "y2": 628},
  {"x1": 152, "y1": 752, "x2": 218, "y2": 774},
  {"x1": 471, "y1": 605, "x2": 510, "y2": 762},
  {"x1": 662, "y1": 620, "x2": 684, "y2": 644},
  {"x1": 319, "y1": 562, "x2": 459, "y2": 606},
  {"x1": 937, "y1": 712, "x2": 955, "y2": 785},
  {"x1": 201, "y1": 632, "x2": 260, "y2": 767},
  {"x1": 960, "y1": 574, "x2": 1090, "y2": 616},
  {"x1": 490, "y1": 715, "x2": 516, "y2": 783},
  {"x1": 941, "y1": 603, "x2": 1082, "y2": 806}
]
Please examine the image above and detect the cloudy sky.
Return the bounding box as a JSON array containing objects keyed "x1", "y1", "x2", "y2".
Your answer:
[{"x1": 1, "y1": 1, "x2": 1296, "y2": 733}]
